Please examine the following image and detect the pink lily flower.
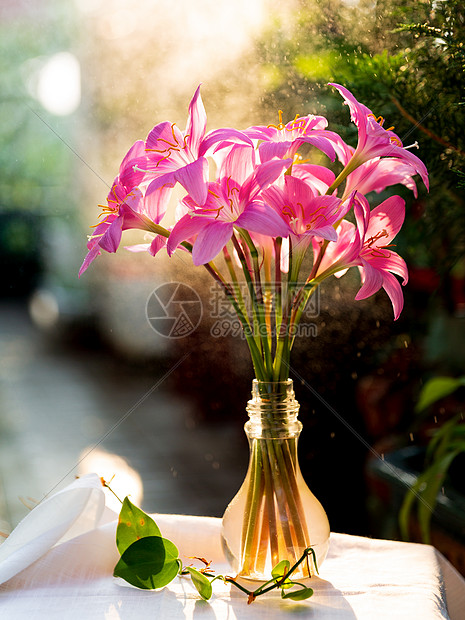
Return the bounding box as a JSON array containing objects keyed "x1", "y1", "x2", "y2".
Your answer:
[
  {"x1": 244, "y1": 112, "x2": 337, "y2": 163},
  {"x1": 329, "y1": 83, "x2": 429, "y2": 190},
  {"x1": 167, "y1": 145, "x2": 292, "y2": 265},
  {"x1": 144, "y1": 86, "x2": 253, "y2": 207},
  {"x1": 291, "y1": 163, "x2": 336, "y2": 195},
  {"x1": 126, "y1": 200, "x2": 194, "y2": 259},
  {"x1": 263, "y1": 175, "x2": 351, "y2": 273},
  {"x1": 343, "y1": 157, "x2": 420, "y2": 199},
  {"x1": 314, "y1": 193, "x2": 408, "y2": 319},
  {"x1": 263, "y1": 175, "x2": 347, "y2": 245},
  {"x1": 79, "y1": 140, "x2": 170, "y2": 276}
]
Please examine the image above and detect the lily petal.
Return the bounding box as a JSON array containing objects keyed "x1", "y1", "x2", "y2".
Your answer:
[
  {"x1": 99, "y1": 217, "x2": 123, "y2": 253},
  {"x1": 241, "y1": 158, "x2": 292, "y2": 203},
  {"x1": 192, "y1": 220, "x2": 233, "y2": 265},
  {"x1": 355, "y1": 259, "x2": 384, "y2": 300},
  {"x1": 167, "y1": 213, "x2": 207, "y2": 256},
  {"x1": 382, "y1": 271, "x2": 405, "y2": 320},
  {"x1": 199, "y1": 128, "x2": 253, "y2": 157},
  {"x1": 149, "y1": 236, "x2": 168, "y2": 257},
  {"x1": 78, "y1": 245, "x2": 101, "y2": 277},
  {"x1": 258, "y1": 141, "x2": 293, "y2": 163},
  {"x1": 236, "y1": 201, "x2": 291, "y2": 238},
  {"x1": 185, "y1": 85, "x2": 207, "y2": 154},
  {"x1": 368, "y1": 252, "x2": 408, "y2": 284},
  {"x1": 293, "y1": 164, "x2": 335, "y2": 195},
  {"x1": 144, "y1": 183, "x2": 173, "y2": 223},
  {"x1": 366, "y1": 195, "x2": 405, "y2": 243},
  {"x1": 313, "y1": 224, "x2": 338, "y2": 242},
  {"x1": 146, "y1": 121, "x2": 184, "y2": 156},
  {"x1": 174, "y1": 157, "x2": 209, "y2": 206},
  {"x1": 221, "y1": 144, "x2": 255, "y2": 186}
]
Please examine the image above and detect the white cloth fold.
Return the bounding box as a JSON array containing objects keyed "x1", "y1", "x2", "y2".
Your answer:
[
  {"x1": 0, "y1": 474, "x2": 463, "y2": 619},
  {"x1": 0, "y1": 474, "x2": 106, "y2": 585}
]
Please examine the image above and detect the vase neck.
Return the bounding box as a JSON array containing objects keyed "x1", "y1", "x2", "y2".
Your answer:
[{"x1": 245, "y1": 379, "x2": 301, "y2": 436}]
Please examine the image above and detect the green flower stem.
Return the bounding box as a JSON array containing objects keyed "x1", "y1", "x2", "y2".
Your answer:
[
  {"x1": 264, "y1": 439, "x2": 297, "y2": 555},
  {"x1": 325, "y1": 157, "x2": 360, "y2": 196},
  {"x1": 223, "y1": 244, "x2": 249, "y2": 324},
  {"x1": 182, "y1": 241, "x2": 262, "y2": 377},
  {"x1": 223, "y1": 245, "x2": 242, "y2": 295},
  {"x1": 273, "y1": 239, "x2": 294, "y2": 381},
  {"x1": 262, "y1": 248, "x2": 274, "y2": 345},
  {"x1": 231, "y1": 233, "x2": 269, "y2": 370},
  {"x1": 288, "y1": 281, "x2": 321, "y2": 349},
  {"x1": 274, "y1": 238, "x2": 283, "y2": 332},
  {"x1": 253, "y1": 547, "x2": 316, "y2": 597},
  {"x1": 239, "y1": 230, "x2": 264, "y2": 305},
  {"x1": 278, "y1": 439, "x2": 310, "y2": 547},
  {"x1": 133, "y1": 215, "x2": 171, "y2": 238},
  {"x1": 202, "y1": 261, "x2": 266, "y2": 380},
  {"x1": 268, "y1": 436, "x2": 309, "y2": 553},
  {"x1": 239, "y1": 433, "x2": 311, "y2": 578},
  {"x1": 273, "y1": 282, "x2": 293, "y2": 382},
  {"x1": 272, "y1": 329, "x2": 287, "y2": 382},
  {"x1": 239, "y1": 229, "x2": 273, "y2": 376},
  {"x1": 240, "y1": 441, "x2": 265, "y2": 573},
  {"x1": 308, "y1": 239, "x2": 329, "y2": 282},
  {"x1": 272, "y1": 239, "x2": 303, "y2": 381}
]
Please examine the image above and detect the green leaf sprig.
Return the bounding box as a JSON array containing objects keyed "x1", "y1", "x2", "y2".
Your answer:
[{"x1": 109, "y1": 490, "x2": 316, "y2": 604}]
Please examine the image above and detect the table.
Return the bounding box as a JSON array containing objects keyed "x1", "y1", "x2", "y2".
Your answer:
[{"x1": 0, "y1": 474, "x2": 463, "y2": 619}]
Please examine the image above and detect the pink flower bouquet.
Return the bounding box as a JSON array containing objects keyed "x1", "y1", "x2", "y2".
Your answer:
[{"x1": 80, "y1": 84, "x2": 428, "y2": 383}]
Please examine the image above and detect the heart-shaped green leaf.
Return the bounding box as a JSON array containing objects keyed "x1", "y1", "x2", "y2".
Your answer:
[
  {"x1": 281, "y1": 585, "x2": 314, "y2": 601},
  {"x1": 272, "y1": 560, "x2": 290, "y2": 578},
  {"x1": 271, "y1": 560, "x2": 293, "y2": 588},
  {"x1": 116, "y1": 497, "x2": 161, "y2": 555},
  {"x1": 114, "y1": 535, "x2": 180, "y2": 590},
  {"x1": 185, "y1": 566, "x2": 213, "y2": 600}
]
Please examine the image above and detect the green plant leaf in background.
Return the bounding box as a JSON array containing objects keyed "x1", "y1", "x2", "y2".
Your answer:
[
  {"x1": 415, "y1": 376, "x2": 465, "y2": 413},
  {"x1": 114, "y1": 536, "x2": 180, "y2": 590},
  {"x1": 116, "y1": 497, "x2": 161, "y2": 555},
  {"x1": 184, "y1": 566, "x2": 213, "y2": 600},
  {"x1": 399, "y1": 415, "x2": 465, "y2": 543}
]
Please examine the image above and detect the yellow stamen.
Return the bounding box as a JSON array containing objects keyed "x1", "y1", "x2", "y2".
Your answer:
[
  {"x1": 293, "y1": 153, "x2": 311, "y2": 164},
  {"x1": 267, "y1": 110, "x2": 285, "y2": 130},
  {"x1": 287, "y1": 114, "x2": 305, "y2": 132},
  {"x1": 390, "y1": 136, "x2": 403, "y2": 147},
  {"x1": 146, "y1": 123, "x2": 187, "y2": 155},
  {"x1": 367, "y1": 113, "x2": 396, "y2": 134},
  {"x1": 370, "y1": 247, "x2": 392, "y2": 259},
  {"x1": 365, "y1": 229, "x2": 389, "y2": 248},
  {"x1": 282, "y1": 205, "x2": 295, "y2": 218},
  {"x1": 191, "y1": 206, "x2": 223, "y2": 219}
]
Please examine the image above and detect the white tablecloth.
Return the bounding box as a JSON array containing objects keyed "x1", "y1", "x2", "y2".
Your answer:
[{"x1": 0, "y1": 474, "x2": 463, "y2": 619}]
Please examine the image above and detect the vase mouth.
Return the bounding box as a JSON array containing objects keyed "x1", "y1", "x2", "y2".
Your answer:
[
  {"x1": 251, "y1": 379, "x2": 296, "y2": 403},
  {"x1": 248, "y1": 379, "x2": 299, "y2": 422},
  {"x1": 252, "y1": 379, "x2": 292, "y2": 385},
  {"x1": 252, "y1": 379, "x2": 293, "y2": 394}
]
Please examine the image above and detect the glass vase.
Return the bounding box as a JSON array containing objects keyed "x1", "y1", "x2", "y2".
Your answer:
[{"x1": 221, "y1": 379, "x2": 330, "y2": 580}]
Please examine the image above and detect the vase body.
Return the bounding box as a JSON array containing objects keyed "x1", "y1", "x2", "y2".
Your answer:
[{"x1": 221, "y1": 380, "x2": 330, "y2": 580}]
